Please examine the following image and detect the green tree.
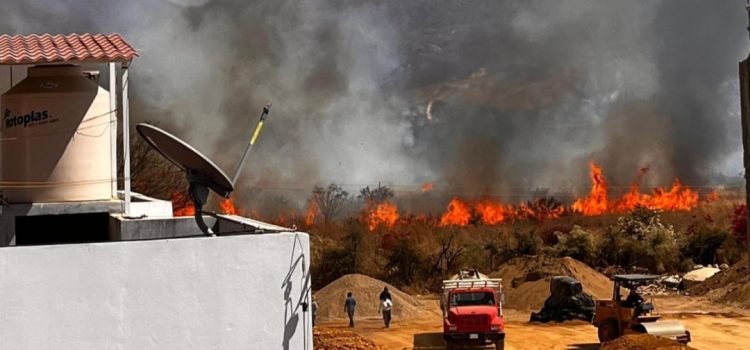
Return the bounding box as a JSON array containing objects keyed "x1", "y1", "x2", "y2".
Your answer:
[{"x1": 554, "y1": 226, "x2": 596, "y2": 264}]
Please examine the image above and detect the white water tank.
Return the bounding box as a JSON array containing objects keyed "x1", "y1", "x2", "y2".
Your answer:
[{"x1": 1, "y1": 65, "x2": 112, "y2": 203}]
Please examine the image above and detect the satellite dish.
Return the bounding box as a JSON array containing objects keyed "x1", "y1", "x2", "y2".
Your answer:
[
  {"x1": 137, "y1": 124, "x2": 233, "y2": 198},
  {"x1": 137, "y1": 123, "x2": 232, "y2": 234},
  {"x1": 135, "y1": 104, "x2": 273, "y2": 236}
]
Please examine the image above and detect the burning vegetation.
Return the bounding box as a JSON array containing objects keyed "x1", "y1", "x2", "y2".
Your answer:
[
  {"x1": 573, "y1": 162, "x2": 699, "y2": 216},
  {"x1": 169, "y1": 161, "x2": 707, "y2": 229}
]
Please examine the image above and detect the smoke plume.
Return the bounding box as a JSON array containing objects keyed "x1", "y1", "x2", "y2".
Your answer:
[{"x1": 1, "y1": 0, "x2": 748, "y2": 212}]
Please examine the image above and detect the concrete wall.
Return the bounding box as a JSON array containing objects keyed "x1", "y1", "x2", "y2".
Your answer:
[
  {"x1": 0, "y1": 233, "x2": 312, "y2": 350},
  {"x1": 110, "y1": 216, "x2": 208, "y2": 241}
]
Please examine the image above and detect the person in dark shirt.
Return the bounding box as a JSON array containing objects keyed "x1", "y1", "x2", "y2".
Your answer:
[
  {"x1": 379, "y1": 287, "x2": 392, "y2": 302},
  {"x1": 311, "y1": 296, "x2": 319, "y2": 327},
  {"x1": 344, "y1": 292, "x2": 357, "y2": 327},
  {"x1": 623, "y1": 289, "x2": 643, "y2": 308}
]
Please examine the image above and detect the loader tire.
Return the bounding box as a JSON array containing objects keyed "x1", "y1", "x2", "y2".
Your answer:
[
  {"x1": 495, "y1": 338, "x2": 505, "y2": 350},
  {"x1": 598, "y1": 319, "x2": 619, "y2": 343}
]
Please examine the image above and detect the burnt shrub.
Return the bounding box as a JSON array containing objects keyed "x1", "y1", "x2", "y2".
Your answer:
[
  {"x1": 731, "y1": 204, "x2": 748, "y2": 246},
  {"x1": 513, "y1": 228, "x2": 542, "y2": 255},
  {"x1": 681, "y1": 226, "x2": 731, "y2": 265},
  {"x1": 313, "y1": 246, "x2": 355, "y2": 290},
  {"x1": 385, "y1": 238, "x2": 425, "y2": 287}
]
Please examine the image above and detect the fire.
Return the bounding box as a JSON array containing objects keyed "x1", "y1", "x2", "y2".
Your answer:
[
  {"x1": 573, "y1": 161, "x2": 699, "y2": 216},
  {"x1": 705, "y1": 191, "x2": 719, "y2": 202},
  {"x1": 475, "y1": 200, "x2": 510, "y2": 225},
  {"x1": 571, "y1": 162, "x2": 609, "y2": 216},
  {"x1": 220, "y1": 198, "x2": 239, "y2": 215},
  {"x1": 304, "y1": 199, "x2": 318, "y2": 226},
  {"x1": 421, "y1": 182, "x2": 434, "y2": 193},
  {"x1": 440, "y1": 197, "x2": 565, "y2": 227},
  {"x1": 171, "y1": 192, "x2": 195, "y2": 217},
  {"x1": 367, "y1": 201, "x2": 400, "y2": 231},
  {"x1": 519, "y1": 198, "x2": 565, "y2": 222},
  {"x1": 439, "y1": 198, "x2": 472, "y2": 226},
  {"x1": 646, "y1": 179, "x2": 699, "y2": 211}
]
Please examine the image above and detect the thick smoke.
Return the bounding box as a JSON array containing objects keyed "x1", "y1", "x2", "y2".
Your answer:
[{"x1": 1, "y1": 0, "x2": 748, "y2": 212}]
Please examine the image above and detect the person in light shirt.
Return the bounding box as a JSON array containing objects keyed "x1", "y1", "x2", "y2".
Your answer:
[{"x1": 379, "y1": 297, "x2": 393, "y2": 328}]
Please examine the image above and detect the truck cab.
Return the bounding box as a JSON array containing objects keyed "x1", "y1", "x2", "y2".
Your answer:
[{"x1": 442, "y1": 270, "x2": 505, "y2": 350}]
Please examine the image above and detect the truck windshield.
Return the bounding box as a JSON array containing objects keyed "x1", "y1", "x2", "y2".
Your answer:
[{"x1": 450, "y1": 292, "x2": 495, "y2": 306}]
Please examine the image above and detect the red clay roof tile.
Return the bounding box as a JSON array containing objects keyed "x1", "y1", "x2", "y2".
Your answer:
[{"x1": 0, "y1": 33, "x2": 138, "y2": 65}]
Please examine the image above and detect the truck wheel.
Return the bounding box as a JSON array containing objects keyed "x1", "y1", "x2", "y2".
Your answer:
[
  {"x1": 598, "y1": 319, "x2": 619, "y2": 343},
  {"x1": 495, "y1": 339, "x2": 505, "y2": 350}
]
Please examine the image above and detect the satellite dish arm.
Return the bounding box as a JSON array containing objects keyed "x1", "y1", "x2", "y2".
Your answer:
[
  {"x1": 188, "y1": 170, "x2": 216, "y2": 236},
  {"x1": 232, "y1": 103, "x2": 272, "y2": 185}
]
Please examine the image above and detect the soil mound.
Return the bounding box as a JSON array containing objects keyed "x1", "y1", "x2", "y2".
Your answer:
[
  {"x1": 688, "y1": 257, "x2": 750, "y2": 308},
  {"x1": 314, "y1": 274, "x2": 421, "y2": 322},
  {"x1": 490, "y1": 255, "x2": 613, "y2": 310},
  {"x1": 600, "y1": 334, "x2": 696, "y2": 350},
  {"x1": 313, "y1": 328, "x2": 382, "y2": 350}
]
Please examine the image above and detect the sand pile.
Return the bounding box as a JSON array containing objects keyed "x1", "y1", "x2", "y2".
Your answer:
[
  {"x1": 600, "y1": 334, "x2": 696, "y2": 350},
  {"x1": 689, "y1": 257, "x2": 750, "y2": 308},
  {"x1": 490, "y1": 255, "x2": 613, "y2": 310},
  {"x1": 313, "y1": 328, "x2": 382, "y2": 350},
  {"x1": 314, "y1": 274, "x2": 421, "y2": 322}
]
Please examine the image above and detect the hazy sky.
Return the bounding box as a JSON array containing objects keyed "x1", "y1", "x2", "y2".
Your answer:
[{"x1": 2, "y1": 0, "x2": 749, "y2": 208}]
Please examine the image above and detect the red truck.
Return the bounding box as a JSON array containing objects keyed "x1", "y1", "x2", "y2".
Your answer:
[{"x1": 441, "y1": 269, "x2": 505, "y2": 350}]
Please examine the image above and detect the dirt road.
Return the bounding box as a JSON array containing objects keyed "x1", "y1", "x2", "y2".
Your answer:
[{"x1": 317, "y1": 296, "x2": 750, "y2": 350}]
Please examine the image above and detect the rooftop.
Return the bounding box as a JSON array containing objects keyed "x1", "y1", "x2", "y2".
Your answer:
[{"x1": 0, "y1": 33, "x2": 138, "y2": 65}]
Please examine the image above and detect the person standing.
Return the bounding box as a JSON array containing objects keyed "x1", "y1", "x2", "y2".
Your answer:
[
  {"x1": 379, "y1": 297, "x2": 393, "y2": 328},
  {"x1": 344, "y1": 292, "x2": 357, "y2": 327},
  {"x1": 379, "y1": 287, "x2": 391, "y2": 302},
  {"x1": 311, "y1": 296, "x2": 319, "y2": 327}
]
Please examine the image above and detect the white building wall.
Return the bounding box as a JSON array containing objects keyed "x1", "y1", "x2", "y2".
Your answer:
[{"x1": 0, "y1": 232, "x2": 312, "y2": 350}]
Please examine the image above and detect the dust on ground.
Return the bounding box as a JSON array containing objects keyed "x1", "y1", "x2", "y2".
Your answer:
[
  {"x1": 313, "y1": 328, "x2": 383, "y2": 350},
  {"x1": 490, "y1": 256, "x2": 614, "y2": 311},
  {"x1": 314, "y1": 274, "x2": 422, "y2": 322},
  {"x1": 600, "y1": 334, "x2": 696, "y2": 350},
  {"x1": 317, "y1": 295, "x2": 750, "y2": 350}
]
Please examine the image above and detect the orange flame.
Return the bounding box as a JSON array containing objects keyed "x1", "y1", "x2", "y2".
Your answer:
[
  {"x1": 421, "y1": 182, "x2": 434, "y2": 193},
  {"x1": 646, "y1": 179, "x2": 699, "y2": 211},
  {"x1": 571, "y1": 162, "x2": 609, "y2": 216},
  {"x1": 705, "y1": 191, "x2": 719, "y2": 202},
  {"x1": 439, "y1": 198, "x2": 472, "y2": 226},
  {"x1": 612, "y1": 166, "x2": 650, "y2": 212},
  {"x1": 304, "y1": 199, "x2": 318, "y2": 226},
  {"x1": 518, "y1": 201, "x2": 565, "y2": 222},
  {"x1": 171, "y1": 192, "x2": 195, "y2": 217},
  {"x1": 573, "y1": 161, "x2": 699, "y2": 215},
  {"x1": 367, "y1": 201, "x2": 400, "y2": 231},
  {"x1": 475, "y1": 200, "x2": 510, "y2": 225},
  {"x1": 220, "y1": 198, "x2": 239, "y2": 215}
]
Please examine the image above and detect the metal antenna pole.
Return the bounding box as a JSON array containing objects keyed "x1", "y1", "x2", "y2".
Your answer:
[{"x1": 232, "y1": 103, "x2": 271, "y2": 185}]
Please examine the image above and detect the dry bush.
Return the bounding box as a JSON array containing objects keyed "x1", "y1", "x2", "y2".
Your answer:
[{"x1": 118, "y1": 123, "x2": 187, "y2": 200}]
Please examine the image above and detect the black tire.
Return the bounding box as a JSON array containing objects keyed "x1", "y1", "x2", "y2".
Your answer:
[
  {"x1": 598, "y1": 319, "x2": 619, "y2": 343},
  {"x1": 495, "y1": 339, "x2": 505, "y2": 350}
]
